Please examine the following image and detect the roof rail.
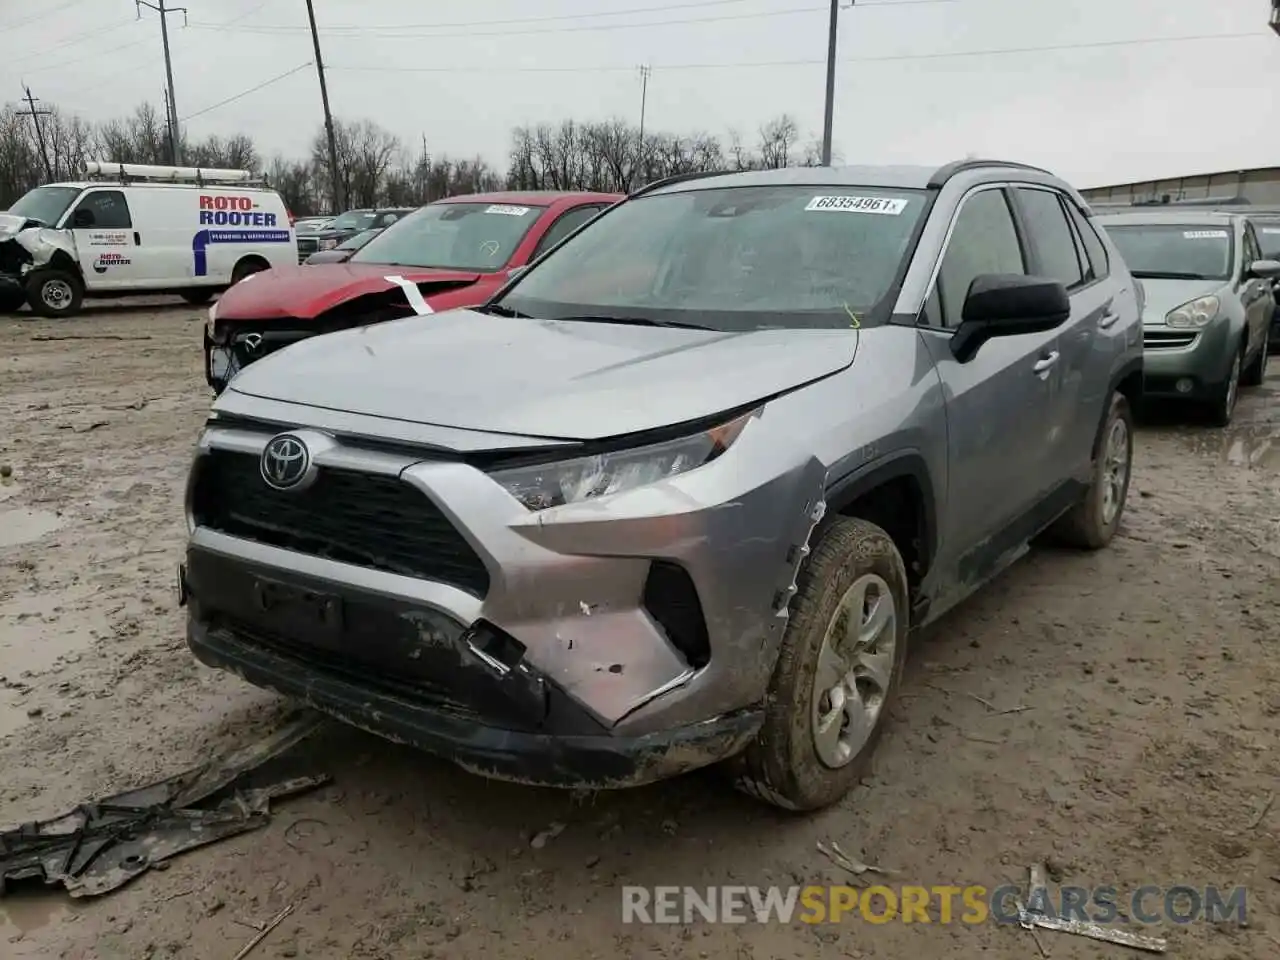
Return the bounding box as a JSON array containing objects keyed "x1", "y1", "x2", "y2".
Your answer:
[
  {"x1": 83, "y1": 160, "x2": 258, "y2": 186},
  {"x1": 629, "y1": 169, "x2": 734, "y2": 199},
  {"x1": 927, "y1": 158, "x2": 1053, "y2": 189}
]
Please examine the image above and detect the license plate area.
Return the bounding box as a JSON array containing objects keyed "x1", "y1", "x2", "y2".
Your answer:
[{"x1": 252, "y1": 576, "x2": 344, "y2": 638}]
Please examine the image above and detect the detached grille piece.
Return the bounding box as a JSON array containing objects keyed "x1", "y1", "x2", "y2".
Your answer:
[
  {"x1": 643, "y1": 561, "x2": 710, "y2": 668},
  {"x1": 191, "y1": 450, "x2": 490, "y2": 596}
]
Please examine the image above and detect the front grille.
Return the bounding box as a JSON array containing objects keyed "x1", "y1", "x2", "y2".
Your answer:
[
  {"x1": 1143, "y1": 329, "x2": 1198, "y2": 349},
  {"x1": 192, "y1": 450, "x2": 490, "y2": 596},
  {"x1": 296, "y1": 237, "x2": 318, "y2": 262}
]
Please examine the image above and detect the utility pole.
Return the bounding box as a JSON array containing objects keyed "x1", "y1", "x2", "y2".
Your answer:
[
  {"x1": 305, "y1": 0, "x2": 343, "y2": 213},
  {"x1": 637, "y1": 64, "x2": 651, "y2": 143},
  {"x1": 136, "y1": 0, "x2": 188, "y2": 165},
  {"x1": 20, "y1": 85, "x2": 53, "y2": 181},
  {"x1": 163, "y1": 88, "x2": 175, "y2": 164},
  {"x1": 820, "y1": 0, "x2": 848, "y2": 166}
]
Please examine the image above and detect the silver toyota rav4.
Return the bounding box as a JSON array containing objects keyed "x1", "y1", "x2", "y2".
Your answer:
[{"x1": 180, "y1": 160, "x2": 1143, "y2": 811}]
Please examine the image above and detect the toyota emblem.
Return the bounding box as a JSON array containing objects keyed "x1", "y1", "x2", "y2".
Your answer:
[{"x1": 260, "y1": 434, "x2": 311, "y2": 491}]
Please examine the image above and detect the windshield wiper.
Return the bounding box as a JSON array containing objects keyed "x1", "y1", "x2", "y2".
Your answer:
[
  {"x1": 481, "y1": 303, "x2": 534, "y2": 318},
  {"x1": 1130, "y1": 270, "x2": 1215, "y2": 281},
  {"x1": 554, "y1": 314, "x2": 715, "y2": 331}
]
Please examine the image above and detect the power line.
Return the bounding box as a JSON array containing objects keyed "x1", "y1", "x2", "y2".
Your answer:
[
  {"x1": 137, "y1": 0, "x2": 189, "y2": 166},
  {"x1": 328, "y1": 29, "x2": 1268, "y2": 75},
  {"x1": 179, "y1": 62, "x2": 312, "y2": 122},
  {"x1": 185, "y1": 0, "x2": 957, "y2": 41},
  {"x1": 20, "y1": 86, "x2": 54, "y2": 181},
  {"x1": 2, "y1": 0, "x2": 90, "y2": 32},
  {"x1": 5, "y1": 18, "x2": 139, "y2": 69}
]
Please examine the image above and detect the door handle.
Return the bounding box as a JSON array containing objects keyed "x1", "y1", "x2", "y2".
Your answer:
[
  {"x1": 133, "y1": 231, "x2": 140, "y2": 245},
  {"x1": 1032, "y1": 351, "x2": 1059, "y2": 375},
  {"x1": 1098, "y1": 312, "x2": 1119, "y2": 329}
]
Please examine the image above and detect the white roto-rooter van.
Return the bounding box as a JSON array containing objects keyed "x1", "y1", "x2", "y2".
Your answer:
[{"x1": 0, "y1": 161, "x2": 297, "y2": 317}]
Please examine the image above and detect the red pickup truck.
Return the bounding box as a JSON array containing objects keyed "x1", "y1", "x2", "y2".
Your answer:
[{"x1": 205, "y1": 190, "x2": 621, "y2": 393}]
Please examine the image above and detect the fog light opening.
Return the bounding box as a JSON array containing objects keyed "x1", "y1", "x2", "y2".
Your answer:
[{"x1": 1175, "y1": 377, "x2": 1194, "y2": 394}]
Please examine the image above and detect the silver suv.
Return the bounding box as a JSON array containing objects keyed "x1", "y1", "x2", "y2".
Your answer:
[{"x1": 179, "y1": 160, "x2": 1143, "y2": 811}]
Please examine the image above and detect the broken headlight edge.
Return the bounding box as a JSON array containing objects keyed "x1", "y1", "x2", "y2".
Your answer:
[{"x1": 491, "y1": 408, "x2": 760, "y2": 512}]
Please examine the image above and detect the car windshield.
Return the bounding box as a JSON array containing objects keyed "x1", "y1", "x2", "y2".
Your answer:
[
  {"x1": 351, "y1": 201, "x2": 546, "y2": 271},
  {"x1": 338, "y1": 229, "x2": 379, "y2": 250},
  {"x1": 8, "y1": 185, "x2": 81, "y2": 227},
  {"x1": 330, "y1": 210, "x2": 376, "y2": 232},
  {"x1": 1102, "y1": 222, "x2": 1233, "y2": 280},
  {"x1": 1254, "y1": 222, "x2": 1280, "y2": 259},
  {"x1": 495, "y1": 185, "x2": 928, "y2": 330}
]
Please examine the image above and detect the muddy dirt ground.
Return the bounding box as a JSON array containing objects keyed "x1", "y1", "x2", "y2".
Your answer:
[{"x1": 0, "y1": 303, "x2": 1277, "y2": 960}]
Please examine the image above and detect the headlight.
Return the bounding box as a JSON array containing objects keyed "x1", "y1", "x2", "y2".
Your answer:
[
  {"x1": 491, "y1": 409, "x2": 759, "y2": 511},
  {"x1": 319, "y1": 237, "x2": 338, "y2": 250},
  {"x1": 206, "y1": 301, "x2": 218, "y2": 335},
  {"x1": 1165, "y1": 295, "x2": 1219, "y2": 328}
]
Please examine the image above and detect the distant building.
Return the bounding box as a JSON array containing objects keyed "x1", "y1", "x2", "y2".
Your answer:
[{"x1": 1079, "y1": 166, "x2": 1280, "y2": 207}]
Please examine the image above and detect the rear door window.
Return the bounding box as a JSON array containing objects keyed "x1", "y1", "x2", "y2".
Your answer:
[
  {"x1": 532, "y1": 205, "x2": 606, "y2": 259},
  {"x1": 1014, "y1": 187, "x2": 1083, "y2": 289}
]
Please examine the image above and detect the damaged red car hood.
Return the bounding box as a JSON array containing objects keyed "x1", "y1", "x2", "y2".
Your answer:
[{"x1": 216, "y1": 262, "x2": 485, "y2": 321}]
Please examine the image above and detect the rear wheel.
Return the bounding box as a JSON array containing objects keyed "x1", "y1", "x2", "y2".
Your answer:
[
  {"x1": 181, "y1": 289, "x2": 214, "y2": 305},
  {"x1": 731, "y1": 516, "x2": 909, "y2": 812},
  {"x1": 230, "y1": 259, "x2": 268, "y2": 285},
  {"x1": 25, "y1": 269, "x2": 84, "y2": 318}
]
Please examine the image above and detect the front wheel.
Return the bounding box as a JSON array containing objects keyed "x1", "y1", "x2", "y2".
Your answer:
[
  {"x1": 731, "y1": 516, "x2": 909, "y2": 812},
  {"x1": 26, "y1": 269, "x2": 84, "y2": 318},
  {"x1": 1207, "y1": 348, "x2": 1242, "y2": 427},
  {"x1": 1241, "y1": 328, "x2": 1269, "y2": 387},
  {"x1": 1051, "y1": 392, "x2": 1134, "y2": 549}
]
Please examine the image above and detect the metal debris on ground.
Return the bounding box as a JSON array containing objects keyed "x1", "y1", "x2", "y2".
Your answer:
[
  {"x1": 0, "y1": 713, "x2": 327, "y2": 899},
  {"x1": 1248, "y1": 791, "x2": 1275, "y2": 829},
  {"x1": 230, "y1": 902, "x2": 295, "y2": 960},
  {"x1": 530, "y1": 821, "x2": 566, "y2": 849},
  {"x1": 815, "y1": 840, "x2": 894, "y2": 879},
  {"x1": 1020, "y1": 862, "x2": 1168, "y2": 954}
]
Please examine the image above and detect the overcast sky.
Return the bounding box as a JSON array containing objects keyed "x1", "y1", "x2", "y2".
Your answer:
[{"x1": 4, "y1": 0, "x2": 1276, "y2": 188}]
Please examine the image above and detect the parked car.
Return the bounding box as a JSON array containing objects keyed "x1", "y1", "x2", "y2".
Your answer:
[
  {"x1": 302, "y1": 227, "x2": 381, "y2": 265},
  {"x1": 294, "y1": 207, "x2": 414, "y2": 263},
  {"x1": 204, "y1": 190, "x2": 620, "y2": 392},
  {"x1": 1097, "y1": 209, "x2": 1277, "y2": 424},
  {"x1": 181, "y1": 160, "x2": 1143, "y2": 809},
  {"x1": 1244, "y1": 211, "x2": 1280, "y2": 352},
  {"x1": 0, "y1": 161, "x2": 295, "y2": 317},
  {"x1": 294, "y1": 216, "x2": 334, "y2": 235}
]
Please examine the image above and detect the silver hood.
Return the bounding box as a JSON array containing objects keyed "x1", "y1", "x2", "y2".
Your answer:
[
  {"x1": 1136, "y1": 278, "x2": 1225, "y2": 325},
  {"x1": 225, "y1": 309, "x2": 860, "y2": 441}
]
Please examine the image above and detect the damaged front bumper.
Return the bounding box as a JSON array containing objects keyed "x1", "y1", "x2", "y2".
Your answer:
[
  {"x1": 205, "y1": 322, "x2": 316, "y2": 394},
  {"x1": 181, "y1": 411, "x2": 828, "y2": 789}
]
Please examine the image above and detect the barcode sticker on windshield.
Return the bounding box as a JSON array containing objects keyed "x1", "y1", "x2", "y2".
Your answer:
[
  {"x1": 805, "y1": 195, "x2": 908, "y2": 215},
  {"x1": 1183, "y1": 230, "x2": 1227, "y2": 239},
  {"x1": 485, "y1": 204, "x2": 532, "y2": 216}
]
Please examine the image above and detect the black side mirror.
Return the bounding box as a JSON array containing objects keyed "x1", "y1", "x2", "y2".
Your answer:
[
  {"x1": 950, "y1": 273, "x2": 1070, "y2": 363},
  {"x1": 72, "y1": 208, "x2": 95, "y2": 228}
]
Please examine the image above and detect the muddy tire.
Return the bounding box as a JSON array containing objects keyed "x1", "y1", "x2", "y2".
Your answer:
[
  {"x1": 26, "y1": 269, "x2": 84, "y2": 318},
  {"x1": 1207, "y1": 347, "x2": 1243, "y2": 427},
  {"x1": 1241, "y1": 329, "x2": 1268, "y2": 387},
  {"x1": 181, "y1": 289, "x2": 214, "y2": 305},
  {"x1": 1050, "y1": 392, "x2": 1133, "y2": 550},
  {"x1": 730, "y1": 516, "x2": 909, "y2": 812}
]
